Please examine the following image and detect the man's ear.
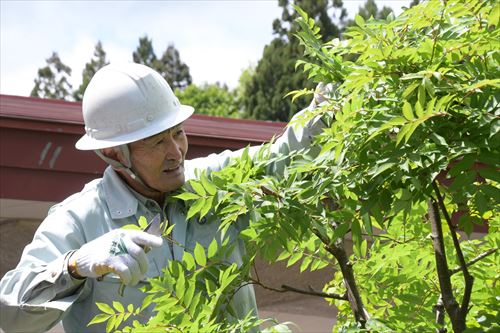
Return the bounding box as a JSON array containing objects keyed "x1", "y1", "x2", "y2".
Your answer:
[{"x1": 100, "y1": 147, "x2": 126, "y2": 166}]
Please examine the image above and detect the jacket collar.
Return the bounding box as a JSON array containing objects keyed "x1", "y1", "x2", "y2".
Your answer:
[{"x1": 102, "y1": 166, "x2": 139, "y2": 219}]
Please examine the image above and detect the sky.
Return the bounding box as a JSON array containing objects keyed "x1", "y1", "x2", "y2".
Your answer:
[{"x1": 0, "y1": 0, "x2": 411, "y2": 97}]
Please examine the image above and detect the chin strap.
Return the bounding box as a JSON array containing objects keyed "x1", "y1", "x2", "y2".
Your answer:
[{"x1": 94, "y1": 145, "x2": 162, "y2": 194}]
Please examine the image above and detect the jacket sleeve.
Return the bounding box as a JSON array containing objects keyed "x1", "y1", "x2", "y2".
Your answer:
[
  {"x1": 0, "y1": 210, "x2": 88, "y2": 333},
  {"x1": 185, "y1": 102, "x2": 326, "y2": 178}
]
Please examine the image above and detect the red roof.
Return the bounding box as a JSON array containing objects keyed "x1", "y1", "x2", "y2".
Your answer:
[{"x1": 0, "y1": 94, "x2": 285, "y2": 142}]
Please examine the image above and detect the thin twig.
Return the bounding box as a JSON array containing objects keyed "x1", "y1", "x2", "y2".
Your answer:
[
  {"x1": 281, "y1": 284, "x2": 348, "y2": 300},
  {"x1": 449, "y1": 248, "x2": 498, "y2": 276},
  {"x1": 248, "y1": 277, "x2": 347, "y2": 301}
]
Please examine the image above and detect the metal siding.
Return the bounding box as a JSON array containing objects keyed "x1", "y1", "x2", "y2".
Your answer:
[{"x1": 0, "y1": 95, "x2": 285, "y2": 202}]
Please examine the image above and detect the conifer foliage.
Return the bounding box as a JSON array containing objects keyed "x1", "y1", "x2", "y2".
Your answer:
[
  {"x1": 132, "y1": 35, "x2": 192, "y2": 90},
  {"x1": 30, "y1": 52, "x2": 73, "y2": 100},
  {"x1": 73, "y1": 41, "x2": 109, "y2": 101},
  {"x1": 240, "y1": 0, "x2": 347, "y2": 122}
]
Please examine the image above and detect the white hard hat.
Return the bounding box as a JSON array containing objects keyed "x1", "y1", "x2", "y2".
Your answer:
[{"x1": 75, "y1": 62, "x2": 194, "y2": 150}]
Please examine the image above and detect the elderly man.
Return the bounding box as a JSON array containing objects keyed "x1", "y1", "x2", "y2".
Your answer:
[{"x1": 0, "y1": 63, "x2": 323, "y2": 332}]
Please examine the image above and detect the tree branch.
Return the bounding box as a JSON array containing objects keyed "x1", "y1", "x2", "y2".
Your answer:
[
  {"x1": 449, "y1": 248, "x2": 498, "y2": 276},
  {"x1": 314, "y1": 197, "x2": 370, "y2": 325},
  {"x1": 432, "y1": 180, "x2": 474, "y2": 320},
  {"x1": 428, "y1": 199, "x2": 464, "y2": 332},
  {"x1": 249, "y1": 278, "x2": 348, "y2": 301},
  {"x1": 281, "y1": 284, "x2": 348, "y2": 300}
]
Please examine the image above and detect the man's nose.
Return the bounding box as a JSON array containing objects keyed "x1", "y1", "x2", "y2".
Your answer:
[{"x1": 164, "y1": 136, "x2": 182, "y2": 160}]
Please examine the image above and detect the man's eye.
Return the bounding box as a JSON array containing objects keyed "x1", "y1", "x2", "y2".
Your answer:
[{"x1": 155, "y1": 139, "x2": 164, "y2": 146}]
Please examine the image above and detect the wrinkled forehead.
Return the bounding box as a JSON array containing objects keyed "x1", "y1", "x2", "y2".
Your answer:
[{"x1": 141, "y1": 122, "x2": 184, "y2": 143}]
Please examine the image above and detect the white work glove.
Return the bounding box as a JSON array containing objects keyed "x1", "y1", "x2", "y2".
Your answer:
[{"x1": 71, "y1": 229, "x2": 163, "y2": 286}]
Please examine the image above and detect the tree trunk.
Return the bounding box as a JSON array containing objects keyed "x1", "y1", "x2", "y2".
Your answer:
[
  {"x1": 428, "y1": 200, "x2": 466, "y2": 332},
  {"x1": 329, "y1": 239, "x2": 369, "y2": 325}
]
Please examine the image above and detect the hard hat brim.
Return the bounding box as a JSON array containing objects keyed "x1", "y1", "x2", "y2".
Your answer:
[{"x1": 75, "y1": 104, "x2": 194, "y2": 150}]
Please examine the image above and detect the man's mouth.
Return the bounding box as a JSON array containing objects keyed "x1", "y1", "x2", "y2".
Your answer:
[{"x1": 163, "y1": 162, "x2": 183, "y2": 173}]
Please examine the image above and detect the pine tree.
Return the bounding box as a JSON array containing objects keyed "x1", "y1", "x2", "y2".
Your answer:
[
  {"x1": 156, "y1": 44, "x2": 192, "y2": 90},
  {"x1": 73, "y1": 41, "x2": 109, "y2": 101},
  {"x1": 241, "y1": 0, "x2": 347, "y2": 121},
  {"x1": 132, "y1": 37, "x2": 192, "y2": 90},
  {"x1": 132, "y1": 35, "x2": 157, "y2": 68},
  {"x1": 30, "y1": 52, "x2": 73, "y2": 100},
  {"x1": 351, "y1": 0, "x2": 393, "y2": 22}
]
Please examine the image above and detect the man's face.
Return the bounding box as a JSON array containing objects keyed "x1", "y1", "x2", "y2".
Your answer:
[{"x1": 128, "y1": 124, "x2": 188, "y2": 193}]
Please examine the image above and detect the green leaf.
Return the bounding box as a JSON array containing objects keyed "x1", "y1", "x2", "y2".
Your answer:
[
  {"x1": 105, "y1": 315, "x2": 115, "y2": 333},
  {"x1": 189, "y1": 293, "x2": 202, "y2": 317},
  {"x1": 190, "y1": 180, "x2": 206, "y2": 197},
  {"x1": 207, "y1": 238, "x2": 218, "y2": 259},
  {"x1": 175, "y1": 273, "x2": 186, "y2": 300},
  {"x1": 370, "y1": 162, "x2": 395, "y2": 178},
  {"x1": 402, "y1": 102, "x2": 414, "y2": 120},
  {"x1": 199, "y1": 195, "x2": 213, "y2": 219},
  {"x1": 415, "y1": 101, "x2": 424, "y2": 118},
  {"x1": 287, "y1": 252, "x2": 302, "y2": 267},
  {"x1": 429, "y1": 132, "x2": 447, "y2": 146},
  {"x1": 488, "y1": 5, "x2": 499, "y2": 27},
  {"x1": 276, "y1": 251, "x2": 291, "y2": 261},
  {"x1": 201, "y1": 173, "x2": 217, "y2": 196},
  {"x1": 478, "y1": 167, "x2": 500, "y2": 183},
  {"x1": 351, "y1": 220, "x2": 362, "y2": 257},
  {"x1": 367, "y1": 117, "x2": 407, "y2": 141},
  {"x1": 115, "y1": 313, "x2": 124, "y2": 330},
  {"x1": 360, "y1": 239, "x2": 368, "y2": 258},
  {"x1": 164, "y1": 223, "x2": 175, "y2": 236},
  {"x1": 182, "y1": 251, "x2": 196, "y2": 270},
  {"x1": 423, "y1": 77, "x2": 435, "y2": 97},
  {"x1": 187, "y1": 198, "x2": 205, "y2": 220},
  {"x1": 402, "y1": 82, "x2": 419, "y2": 99},
  {"x1": 418, "y1": 83, "x2": 426, "y2": 107},
  {"x1": 300, "y1": 256, "x2": 312, "y2": 273},
  {"x1": 137, "y1": 216, "x2": 148, "y2": 229},
  {"x1": 396, "y1": 124, "x2": 411, "y2": 146},
  {"x1": 88, "y1": 314, "x2": 110, "y2": 326},
  {"x1": 355, "y1": 14, "x2": 365, "y2": 27},
  {"x1": 240, "y1": 227, "x2": 258, "y2": 240},
  {"x1": 174, "y1": 192, "x2": 201, "y2": 201},
  {"x1": 361, "y1": 214, "x2": 373, "y2": 237},
  {"x1": 96, "y1": 302, "x2": 115, "y2": 315},
  {"x1": 183, "y1": 283, "x2": 196, "y2": 309},
  {"x1": 426, "y1": 97, "x2": 437, "y2": 115},
  {"x1": 333, "y1": 222, "x2": 350, "y2": 241},
  {"x1": 194, "y1": 243, "x2": 207, "y2": 266},
  {"x1": 120, "y1": 224, "x2": 141, "y2": 231},
  {"x1": 113, "y1": 301, "x2": 125, "y2": 313}
]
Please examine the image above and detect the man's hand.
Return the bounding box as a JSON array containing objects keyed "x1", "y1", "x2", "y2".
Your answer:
[{"x1": 69, "y1": 230, "x2": 163, "y2": 286}]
